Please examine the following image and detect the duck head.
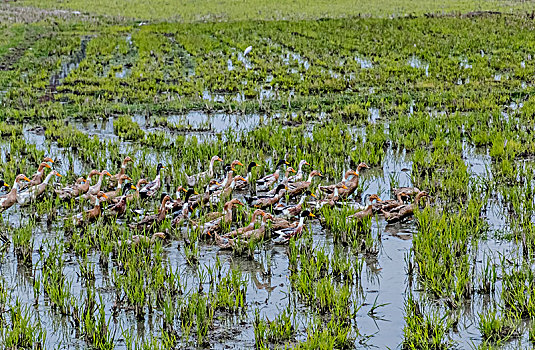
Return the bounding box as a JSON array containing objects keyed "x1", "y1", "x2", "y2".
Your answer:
[{"x1": 247, "y1": 161, "x2": 261, "y2": 172}]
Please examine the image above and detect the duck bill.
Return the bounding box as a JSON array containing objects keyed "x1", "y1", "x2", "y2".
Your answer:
[
  {"x1": 23, "y1": 176, "x2": 31, "y2": 182},
  {"x1": 311, "y1": 193, "x2": 316, "y2": 198},
  {"x1": 131, "y1": 185, "x2": 137, "y2": 190},
  {"x1": 3, "y1": 183, "x2": 9, "y2": 188},
  {"x1": 55, "y1": 173, "x2": 63, "y2": 177},
  {"x1": 309, "y1": 213, "x2": 316, "y2": 217}
]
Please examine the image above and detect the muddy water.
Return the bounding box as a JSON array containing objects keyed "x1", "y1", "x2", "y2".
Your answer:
[{"x1": 1, "y1": 113, "x2": 520, "y2": 349}]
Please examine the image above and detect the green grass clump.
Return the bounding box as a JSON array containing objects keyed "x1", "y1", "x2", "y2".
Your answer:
[
  {"x1": 113, "y1": 115, "x2": 145, "y2": 140},
  {"x1": 403, "y1": 295, "x2": 452, "y2": 349},
  {"x1": 478, "y1": 309, "x2": 519, "y2": 343}
]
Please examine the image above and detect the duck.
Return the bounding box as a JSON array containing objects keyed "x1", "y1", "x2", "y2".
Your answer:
[
  {"x1": 209, "y1": 175, "x2": 246, "y2": 205},
  {"x1": 53, "y1": 169, "x2": 97, "y2": 200},
  {"x1": 319, "y1": 169, "x2": 358, "y2": 195},
  {"x1": 168, "y1": 187, "x2": 197, "y2": 213},
  {"x1": 129, "y1": 194, "x2": 171, "y2": 232},
  {"x1": 346, "y1": 195, "x2": 381, "y2": 223},
  {"x1": 352, "y1": 194, "x2": 382, "y2": 211},
  {"x1": 266, "y1": 167, "x2": 296, "y2": 196},
  {"x1": 0, "y1": 174, "x2": 31, "y2": 212},
  {"x1": 274, "y1": 190, "x2": 316, "y2": 218},
  {"x1": 273, "y1": 210, "x2": 315, "y2": 244},
  {"x1": 234, "y1": 161, "x2": 260, "y2": 190},
  {"x1": 287, "y1": 170, "x2": 322, "y2": 198},
  {"x1": 212, "y1": 161, "x2": 242, "y2": 191},
  {"x1": 338, "y1": 162, "x2": 370, "y2": 199},
  {"x1": 118, "y1": 232, "x2": 166, "y2": 248},
  {"x1": 55, "y1": 177, "x2": 88, "y2": 200},
  {"x1": 215, "y1": 212, "x2": 271, "y2": 249},
  {"x1": 171, "y1": 201, "x2": 198, "y2": 227},
  {"x1": 42, "y1": 157, "x2": 55, "y2": 164},
  {"x1": 139, "y1": 163, "x2": 165, "y2": 199},
  {"x1": 112, "y1": 178, "x2": 148, "y2": 204},
  {"x1": 198, "y1": 198, "x2": 245, "y2": 224},
  {"x1": 19, "y1": 162, "x2": 52, "y2": 190},
  {"x1": 188, "y1": 179, "x2": 220, "y2": 208},
  {"x1": 17, "y1": 171, "x2": 62, "y2": 206},
  {"x1": 288, "y1": 160, "x2": 310, "y2": 183},
  {"x1": 225, "y1": 209, "x2": 266, "y2": 238},
  {"x1": 246, "y1": 184, "x2": 287, "y2": 209},
  {"x1": 82, "y1": 170, "x2": 112, "y2": 199},
  {"x1": 256, "y1": 159, "x2": 289, "y2": 191},
  {"x1": 270, "y1": 215, "x2": 298, "y2": 231},
  {"x1": 392, "y1": 186, "x2": 420, "y2": 198},
  {"x1": 0, "y1": 180, "x2": 9, "y2": 193},
  {"x1": 72, "y1": 192, "x2": 108, "y2": 226},
  {"x1": 109, "y1": 156, "x2": 133, "y2": 187},
  {"x1": 199, "y1": 199, "x2": 244, "y2": 236},
  {"x1": 90, "y1": 174, "x2": 132, "y2": 204},
  {"x1": 105, "y1": 183, "x2": 137, "y2": 218},
  {"x1": 312, "y1": 183, "x2": 348, "y2": 209},
  {"x1": 186, "y1": 155, "x2": 222, "y2": 187},
  {"x1": 382, "y1": 191, "x2": 429, "y2": 223},
  {"x1": 374, "y1": 191, "x2": 407, "y2": 213}
]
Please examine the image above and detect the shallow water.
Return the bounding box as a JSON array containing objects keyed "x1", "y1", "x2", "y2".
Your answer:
[{"x1": 1, "y1": 107, "x2": 527, "y2": 349}]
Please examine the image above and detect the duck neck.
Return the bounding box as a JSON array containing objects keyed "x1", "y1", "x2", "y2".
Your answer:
[
  {"x1": 229, "y1": 179, "x2": 237, "y2": 189},
  {"x1": 96, "y1": 174, "x2": 104, "y2": 187},
  {"x1": 333, "y1": 187, "x2": 339, "y2": 197},
  {"x1": 223, "y1": 171, "x2": 233, "y2": 187},
  {"x1": 224, "y1": 207, "x2": 232, "y2": 221},
  {"x1": 9, "y1": 183, "x2": 18, "y2": 196},
  {"x1": 95, "y1": 198, "x2": 100, "y2": 207},
  {"x1": 208, "y1": 159, "x2": 216, "y2": 177},
  {"x1": 298, "y1": 195, "x2": 306, "y2": 205},
  {"x1": 306, "y1": 174, "x2": 314, "y2": 182},
  {"x1": 43, "y1": 172, "x2": 56, "y2": 185},
  {"x1": 298, "y1": 216, "x2": 305, "y2": 228}
]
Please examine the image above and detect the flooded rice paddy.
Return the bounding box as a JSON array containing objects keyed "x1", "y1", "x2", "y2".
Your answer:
[{"x1": 2, "y1": 10, "x2": 535, "y2": 349}]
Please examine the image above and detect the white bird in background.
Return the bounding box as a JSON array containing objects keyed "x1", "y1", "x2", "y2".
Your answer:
[{"x1": 243, "y1": 46, "x2": 253, "y2": 56}]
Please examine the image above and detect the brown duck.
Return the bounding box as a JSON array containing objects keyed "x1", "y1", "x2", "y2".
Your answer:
[
  {"x1": 0, "y1": 174, "x2": 30, "y2": 212},
  {"x1": 319, "y1": 169, "x2": 358, "y2": 194},
  {"x1": 72, "y1": 192, "x2": 108, "y2": 226},
  {"x1": 338, "y1": 162, "x2": 370, "y2": 199},
  {"x1": 129, "y1": 195, "x2": 171, "y2": 232},
  {"x1": 109, "y1": 156, "x2": 133, "y2": 187},
  {"x1": 287, "y1": 170, "x2": 322, "y2": 198},
  {"x1": 382, "y1": 191, "x2": 429, "y2": 223}
]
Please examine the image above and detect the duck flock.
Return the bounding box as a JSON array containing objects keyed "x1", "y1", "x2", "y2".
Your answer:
[{"x1": 0, "y1": 156, "x2": 429, "y2": 248}]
